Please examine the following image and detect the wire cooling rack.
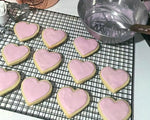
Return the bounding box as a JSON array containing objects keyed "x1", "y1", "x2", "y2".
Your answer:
[{"x1": 0, "y1": 3, "x2": 134, "y2": 120}]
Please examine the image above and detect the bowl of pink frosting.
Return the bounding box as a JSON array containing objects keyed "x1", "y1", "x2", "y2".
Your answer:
[{"x1": 78, "y1": 0, "x2": 149, "y2": 44}]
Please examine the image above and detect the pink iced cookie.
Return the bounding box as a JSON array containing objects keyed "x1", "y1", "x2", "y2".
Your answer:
[
  {"x1": 0, "y1": 68, "x2": 20, "y2": 96},
  {"x1": 57, "y1": 87, "x2": 90, "y2": 118},
  {"x1": 33, "y1": 49, "x2": 62, "y2": 74},
  {"x1": 100, "y1": 67, "x2": 130, "y2": 93},
  {"x1": 21, "y1": 77, "x2": 52, "y2": 106},
  {"x1": 42, "y1": 28, "x2": 67, "y2": 49},
  {"x1": 68, "y1": 59, "x2": 96, "y2": 84},
  {"x1": 2, "y1": 43, "x2": 30, "y2": 66},
  {"x1": 14, "y1": 21, "x2": 40, "y2": 41},
  {"x1": 74, "y1": 37, "x2": 99, "y2": 57},
  {"x1": 97, "y1": 97, "x2": 131, "y2": 120}
]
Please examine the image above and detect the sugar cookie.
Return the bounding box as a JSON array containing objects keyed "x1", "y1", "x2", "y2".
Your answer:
[
  {"x1": 68, "y1": 59, "x2": 96, "y2": 84},
  {"x1": 97, "y1": 97, "x2": 131, "y2": 120},
  {"x1": 99, "y1": 67, "x2": 130, "y2": 93},
  {"x1": 2, "y1": 43, "x2": 30, "y2": 66},
  {"x1": 42, "y1": 28, "x2": 67, "y2": 49},
  {"x1": 0, "y1": 68, "x2": 20, "y2": 96},
  {"x1": 57, "y1": 87, "x2": 90, "y2": 118},
  {"x1": 14, "y1": 21, "x2": 40, "y2": 41},
  {"x1": 33, "y1": 49, "x2": 62, "y2": 74},
  {"x1": 74, "y1": 37, "x2": 99, "y2": 57},
  {"x1": 21, "y1": 77, "x2": 52, "y2": 106}
]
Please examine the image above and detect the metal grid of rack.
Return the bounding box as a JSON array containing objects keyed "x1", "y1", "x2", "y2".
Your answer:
[{"x1": 0, "y1": 3, "x2": 134, "y2": 120}]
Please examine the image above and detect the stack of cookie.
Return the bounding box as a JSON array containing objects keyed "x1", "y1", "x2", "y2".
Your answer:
[{"x1": 16, "y1": 0, "x2": 59, "y2": 9}]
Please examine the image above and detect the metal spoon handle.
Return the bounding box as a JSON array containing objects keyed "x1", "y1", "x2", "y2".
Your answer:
[{"x1": 130, "y1": 24, "x2": 150, "y2": 35}]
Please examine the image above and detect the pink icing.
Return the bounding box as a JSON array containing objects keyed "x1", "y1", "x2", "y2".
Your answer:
[
  {"x1": 15, "y1": 21, "x2": 38, "y2": 39},
  {"x1": 74, "y1": 37, "x2": 98, "y2": 55},
  {"x1": 98, "y1": 97, "x2": 130, "y2": 120},
  {"x1": 144, "y1": 1, "x2": 150, "y2": 11},
  {"x1": 42, "y1": 28, "x2": 66, "y2": 47},
  {"x1": 0, "y1": 68, "x2": 19, "y2": 91},
  {"x1": 57, "y1": 87, "x2": 88, "y2": 114},
  {"x1": 100, "y1": 67, "x2": 129, "y2": 90},
  {"x1": 68, "y1": 59, "x2": 95, "y2": 81},
  {"x1": 34, "y1": 49, "x2": 61, "y2": 71},
  {"x1": 3, "y1": 43, "x2": 29, "y2": 63},
  {"x1": 22, "y1": 77, "x2": 51, "y2": 103}
]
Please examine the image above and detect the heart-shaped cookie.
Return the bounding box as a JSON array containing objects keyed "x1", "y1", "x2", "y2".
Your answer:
[
  {"x1": 0, "y1": 68, "x2": 20, "y2": 96},
  {"x1": 100, "y1": 67, "x2": 130, "y2": 93},
  {"x1": 21, "y1": 77, "x2": 52, "y2": 106},
  {"x1": 57, "y1": 87, "x2": 90, "y2": 118},
  {"x1": 97, "y1": 97, "x2": 131, "y2": 120},
  {"x1": 74, "y1": 37, "x2": 99, "y2": 57},
  {"x1": 33, "y1": 49, "x2": 62, "y2": 74},
  {"x1": 14, "y1": 21, "x2": 40, "y2": 41},
  {"x1": 2, "y1": 43, "x2": 30, "y2": 66},
  {"x1": 68, "y1": 59, "x2": 96, "y2": 84},
  {"x1": 42, "y1": 28, "x2": 67, "y2": 49}
]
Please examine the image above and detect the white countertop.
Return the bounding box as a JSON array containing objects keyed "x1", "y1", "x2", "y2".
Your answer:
[{"x1": 1, "y1": 0, "x2": 150, "y2": 120}]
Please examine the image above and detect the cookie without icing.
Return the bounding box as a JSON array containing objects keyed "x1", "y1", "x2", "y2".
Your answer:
[
  {"x1": 33, "y1": 49, "x2": 62, "y2": 74},
  {"x1": 68, "y1": 59, "x2": 96, "y2": 84},
  {"x1": 74, "y1": 37, "x2": 99, "y2": 57},
  {"x1": 97, "y1": 97, "x2": 131, "y2": 120},
  {"x1": 2, "y1": 43, "x2": 30, "y2": 66},
  {"x1": 21, "y1": 77, "x2": 52, "y2": 106},
  {"x1": 14, "y1": 21, "x2": 40, "y2": 41},
  {"x1": 100, "y1": 67, "x2": 130, "y2": 93},
  {"x1": 57, "y1": 87, "x2": 90, "y2": 118},
  {"x1": 0, "y1": 68, "x2": 20, "y2": 96},
  {"x1": 42, "y1": 28, "x2": 67, "y2": 49}
]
